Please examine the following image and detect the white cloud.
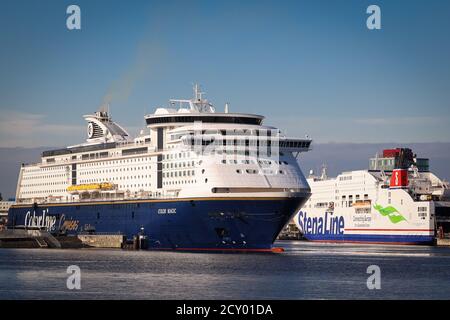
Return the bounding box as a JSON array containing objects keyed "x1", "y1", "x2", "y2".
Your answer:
[
  {"x1": 0, "y1": 110, "x2": 148, "y2": 147},
  {"x1": 353, "y1": 116, "x2": 444, "y2": 126},
  {"x1": 0, "y1": 111, "x2": 84, "y2": 147}
]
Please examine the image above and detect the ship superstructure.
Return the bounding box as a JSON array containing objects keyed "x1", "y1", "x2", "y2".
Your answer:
[
  {"x1": 8, "y1": 85, "x2": 312, "y2": 251},
  {"x1": 295, "y1": 148, "x2": 450, "y2": 244}
]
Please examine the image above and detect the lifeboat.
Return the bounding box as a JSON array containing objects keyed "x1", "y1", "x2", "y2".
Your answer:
[{"x1": 67, "y1": 183, "x2": 114, "y2": 193}]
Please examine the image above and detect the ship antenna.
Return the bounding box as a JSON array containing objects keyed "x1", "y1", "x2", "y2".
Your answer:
[
  {"x1": 375, "y1": 152, "x2": 379, "y2": 170},
  {"x1": 320, "y1": 164, "x2": 328, "y2": 180},
  {"x1": 193, "y1": 83, "x2": 205, "y2": 101},
  {"x1": 194, "y1": 84, "x2": 200, "y2": 100}
]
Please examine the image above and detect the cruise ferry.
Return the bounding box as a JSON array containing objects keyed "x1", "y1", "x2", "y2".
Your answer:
[
  {"x1": 7, "y1": 85, "x2": 312, "y2": 251},
  {"x1": 295, "y1": 148, "x2": 450, "y2": 244}
]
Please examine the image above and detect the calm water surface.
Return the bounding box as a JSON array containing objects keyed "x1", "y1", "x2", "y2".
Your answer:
[{"x1": 1, "y1": 241, "x2": 449, "y2": 299}]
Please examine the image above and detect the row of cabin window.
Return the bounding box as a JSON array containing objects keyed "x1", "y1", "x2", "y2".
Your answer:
[
  {"x1": 235, "y1": 169, "x2": 287, "y2": 175},
  {"x1": 79, "y1": 157, "x2": 151, "y2": 167},
  {"x1": 163, "y1": 161, "x2": 195, "y2": 169},
  {"x1": 221, "y1": 159, "x2": 289, "y2": 165},
  {"x1": 162, "y1": 152, "x2": 193, "y2": 160},
  {"x1": 80, "y1": 175, "x2": 150, "y2": 183},
  {"x1": 28, "y1": 166, "x2": 65, "y2": 172},
  {"x1": 22, "y1": 189, "x2": 66, "y2": 195},
  {"x1": 117, "y1": 184, "x2": 150, "y2": 189},
  {"x1": 163, "y1": 171, "x2": 195, "y2": 178},
  {"x1": 21, "y1": 180, "x2": 67, "y2": 188},
  {"x1": 163, "y1": 180, "x2": 197, "y2": 186},
  {"x1": 23, "y1": 173, "x2": 68, "y2": 180},
  {"x1": 80, "y1": 166, "x2": 150, "y2": 175}
]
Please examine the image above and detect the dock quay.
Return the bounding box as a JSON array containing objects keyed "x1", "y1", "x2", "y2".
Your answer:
[
  {"x1": 0, "y1": 229, "x2": 62, "y2": 248},
  {"x1": 277, "y1": 222, "x2": 302, "y2": 240},
  {"x1": 0, "y1": 229, "x2": 126, "y2": 249},
  {"x1": 77, "y1": 234, "x2": 125, "y2": 248},
  {"x1": 437, "y1": 238, "x2": 450, "y2": 246}
]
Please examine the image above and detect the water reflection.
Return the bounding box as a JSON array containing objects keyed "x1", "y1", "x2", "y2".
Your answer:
[{"x1": 0, "y1": 242, "x2": 449, "y2": 299}]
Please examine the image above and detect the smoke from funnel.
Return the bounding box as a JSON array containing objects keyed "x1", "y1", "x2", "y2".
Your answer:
[{"x1": 101, "y1": 40, "x2": 163, "y2": 109}]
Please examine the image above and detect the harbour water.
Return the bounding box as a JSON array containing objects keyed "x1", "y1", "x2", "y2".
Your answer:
[{"x1": 0, "y1": 241, "x2": 449, "y2": 300}]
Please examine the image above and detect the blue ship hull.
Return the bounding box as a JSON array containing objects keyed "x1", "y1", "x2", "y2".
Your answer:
[{"x1": 7, "y1": 196, "x2": 308, "y2": 251}]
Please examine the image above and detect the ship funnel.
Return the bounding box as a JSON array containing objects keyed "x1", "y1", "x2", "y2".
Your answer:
[
  {"x1": 225, "y1": 103, "x2": 229, "y2": 113},
  {"x1": 96, "y1": 103, "x2": 110, "y2": 119}
]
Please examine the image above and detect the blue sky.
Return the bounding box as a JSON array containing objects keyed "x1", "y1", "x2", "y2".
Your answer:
[{"x1": 0, "y1": 0, "x2": 449, "y2": 147}]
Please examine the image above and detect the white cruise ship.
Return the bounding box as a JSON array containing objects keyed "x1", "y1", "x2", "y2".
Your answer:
[
  {"x1": 8, "y1": 85, "x2": 312, "y2": 252},
  {"x1": 295, "y1": 148, "x2": 450, "y2": 244}
]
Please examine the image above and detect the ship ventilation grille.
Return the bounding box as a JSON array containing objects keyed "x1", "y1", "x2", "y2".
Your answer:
[{"x1": 90, "y1": 122, "x2": 104, "y2": 138}]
